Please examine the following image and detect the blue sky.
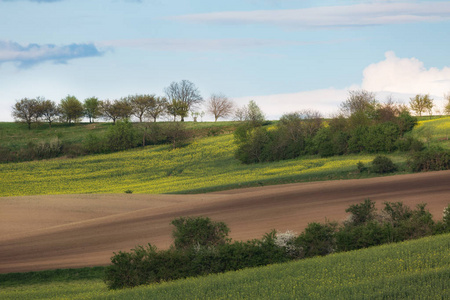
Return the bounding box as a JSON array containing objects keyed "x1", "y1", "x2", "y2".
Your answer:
[{"x1": 1, "y1": 0, "x2": 450, "y2": 121}]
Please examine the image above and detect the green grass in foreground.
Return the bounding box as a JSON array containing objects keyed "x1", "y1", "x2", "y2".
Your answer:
[{"x1": 1, "y1": 233, "x2": 449, "y2": 299}]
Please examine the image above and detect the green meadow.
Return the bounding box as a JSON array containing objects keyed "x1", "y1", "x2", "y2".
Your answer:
[
  {"x1": 8, "y1": 116, "x2": 450, "y2": 197},
  {"x1": 1, "y1": 232, "x2": 449, "y2": 299}
]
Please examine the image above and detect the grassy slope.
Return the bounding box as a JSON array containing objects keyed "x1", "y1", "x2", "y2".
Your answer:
[
  {"x1": 0, "y1": 132, "x2": 386, "y2": 196},
  {"x1": 0, "y1": 117, "x2": 448, "y2": 197},
  {"x1": 1, "y1": 233, "x2": 449, "y2": 299}
]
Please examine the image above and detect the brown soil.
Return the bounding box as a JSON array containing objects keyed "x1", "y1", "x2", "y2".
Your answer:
[{"x1": 1, "y1": 170, "x2": 449, "y2": 274}]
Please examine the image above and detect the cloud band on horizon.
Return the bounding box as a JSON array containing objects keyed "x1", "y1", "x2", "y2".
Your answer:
[
  {"x1": 170, "y1": 2, "x2": 450, "y2": 28},
  {"x1": 0, "y1": 41, "x2": 103, "y2": 68}
]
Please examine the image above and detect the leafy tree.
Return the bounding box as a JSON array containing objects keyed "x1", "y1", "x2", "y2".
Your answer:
[
  {"x1": 38, "y1": 98, "x2": 59, "y2": 128},
  {"x1": 59, "y1": 95, "x2": 84, "y2": 123},
  {"x1": 409, "y1": 94, "x2": 434, "y2": 117},
  {"x1": 83, "y1": 97, "x2": 100, "y2": 123},
  {"x1": 166, "y1": 99, "x2": 189, "y2": 121},
  {"x1": 207, "y1": 93, "x2": 234, "y2": 122},
  {"x1": 164, "y1": 80, "x2": 203, "y2": 121},
  {"x1": 100, "y1": 99, "x2": 132, "y2": 124},
  {"x1": 129, "y1": 94, "x2": 156, "y2": 122},
  {"x1": 146, "y1": 96, "x2": 168, "y2": 122},
  {"x1": 11, "y1": 98, "x2": 40, "y2": 129},
  {"x1": 247, "y1": 100, "x2": 265, "y2": 125}
]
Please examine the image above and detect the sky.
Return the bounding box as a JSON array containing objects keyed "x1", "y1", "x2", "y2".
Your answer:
[{"x1": 1, "y1": 0, "x2": 450, "y2": 121}]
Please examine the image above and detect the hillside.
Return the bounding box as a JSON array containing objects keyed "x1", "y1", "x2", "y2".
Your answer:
[
  {"x1": 1, "y1": 232, "x2": 449, "y2": 299},
  {"x1": 1, "y1": 170, "x2": 449, "y2": 273}
]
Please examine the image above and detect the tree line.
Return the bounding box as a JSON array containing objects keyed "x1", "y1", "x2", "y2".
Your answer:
[
  {"x1": 11, "y1": 80, "x2": 238, "y2": 129},
  {"x1": 235, "y1": 90, "x2": 423, "y2": 164}
]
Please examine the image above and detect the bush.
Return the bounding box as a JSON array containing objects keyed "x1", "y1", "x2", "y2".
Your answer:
[
  {"x1": 371, "y1": 155, "x2": 397, "y2": 173},
  {"x1": 106, "y1": 119, "x2": 138, "y2": 152},
  {"x1": 408, "y1": 148, "x2": 450, "y2": 172},
  {"x1": 345, "y1": 198, "x2": 377, "y2": 226},
  {"x1": 83, "y1": 133, "x2": 107, "y2": 154},
  {"x1": 171, "y1": 216, "x2": 230, "y2": 251},
  {"x1": 294, "y1": 222, "x2": 337, "y2": 258}
]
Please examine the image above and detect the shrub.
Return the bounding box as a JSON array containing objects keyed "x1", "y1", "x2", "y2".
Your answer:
[
  {"x1": 407, "y1": 148, "x2": 450, "y2": 172},
  {"x1": 345, "y1": 198, "x2": 377, "y2": 226},
  {"x1": 356, "y1": 161, "x2": 366, "y2": 173},
  {"x1": 294, "y1": 222, "x2": 337, "y2": 258},
  {"x1": 371, "y1": 155, "x2": 397, "y2": 173},
  {"x1": 106, "y1": 119, "x2": 138, "y2": 152},
  {"x1": 171, "y1": 216, "x2": 230, "y2": 251},
  {"x1": 83, "y1": 133, "x2": 107, "y2": 154}
]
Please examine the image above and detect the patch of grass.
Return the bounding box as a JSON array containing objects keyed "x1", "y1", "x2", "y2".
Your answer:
[
  {"x1": 0, "y1": 267, "x2": 105, "y2": 288},
  {"x1": 411, "y1": 116, "x2": 450, "y2": 149},
  {"x1": 1, "y1": 233, "x2": 449, "y2": 299}
]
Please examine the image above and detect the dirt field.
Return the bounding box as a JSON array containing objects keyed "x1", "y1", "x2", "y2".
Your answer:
[{"x1": 1, "y1": 170, "x2": 449, "y2": 274}]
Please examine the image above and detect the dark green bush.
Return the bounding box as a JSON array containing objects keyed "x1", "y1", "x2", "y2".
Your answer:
[
  {"x1": 371, "y1": 155, "x2": 397, "y2": 173},
  {"x1": 171, "y1": 216, "x2": 230, "y2": 251},
  {"x1": 107, "y1": 119, "x2": 139, "y2": 152},
  {"x1": 83, "y1": 133, "x2": 107, "y2": 154},
  {"x1": 408, "y1": 148, "x2": 450, "y2": 172},
  {"x1": 345, "y1": 198, "x2": 377, "y2": 226},
  {"x1": 294, "y1": 222, "x2": 337, "y2": 258}
]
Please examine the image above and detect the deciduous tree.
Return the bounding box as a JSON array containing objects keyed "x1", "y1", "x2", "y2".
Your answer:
[
  {"x1": 100, "y1": 99, "x2": 132, "y2": 124},
  {"x1": 84, "y1": 97, "x2": 100, "y2": 123},
  {"x1": 59, "y1": 95, "x2": 84, "y2": 123},
  {"x1": 207, "y1": 93, "x2": 234, "y2": 122},
  {"x1": 38, "y1": 99, "x2": 59, "y2": 128},
  {"x1": 409, "y1": 94, "x2": 434, "y2": 117},
  {"x1": 11, "y1": 98, "x2": 40, "y2": 129},
  {"x1": 129, "y1": 94, "x2": 156, "y2": 122},
  {"x1": 164, "y1": 80, "x2": 203, "y2": 121},
  {"x1": 145, "y1": 96, "x2": 168, "y2": 122}
]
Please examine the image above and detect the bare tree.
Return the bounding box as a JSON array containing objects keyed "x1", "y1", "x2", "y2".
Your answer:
[
  {"x1": 207, "y1": 93, "x2": 234, "y2": 122},
  {"x1": 409, "y1": 94, "x2": 434, "y2": 117},
  {"x1": 233, "y1": 105, "x2": 248, "y2": 121},
  {"x1": 164, "y1": 80, "x2": 203, "y2": 121},
  {"x1": 340, "y1": 90, "x2": 378, "y2": 117},
  {"x1": 11, "y1": 98, "x2": 40, "y2": 129}
]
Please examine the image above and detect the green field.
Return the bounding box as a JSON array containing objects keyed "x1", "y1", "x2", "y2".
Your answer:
[
  {"x1": 0, "y1": 131, "x2": 388, "y2": 197},
  {"x1": 2, "y1": 117, "x2": 449, "y2": 197},
  {"x1": 412, "y1": 117, "x2": 450, "y2": 149},
  {"x1": 1, "y1": 232, "x2": 449, "y2": 299}
]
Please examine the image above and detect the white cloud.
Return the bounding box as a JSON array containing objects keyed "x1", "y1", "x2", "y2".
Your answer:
[
  {"x1": 171, "y1": 2, "x2": 450, "y2": 28},
  {"x1": 234, "y1": 51, "x2": 450, "y2": 120},
  {"x1": 362, "y1": 51, "x2": 450, "y2": 98}
]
